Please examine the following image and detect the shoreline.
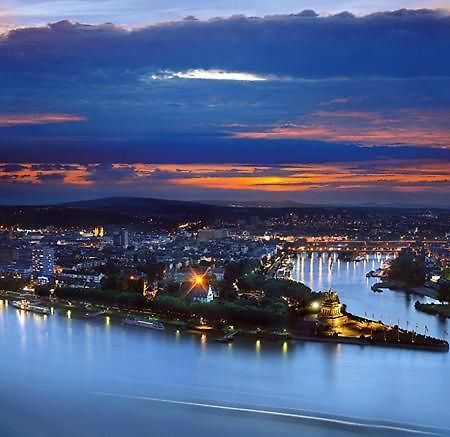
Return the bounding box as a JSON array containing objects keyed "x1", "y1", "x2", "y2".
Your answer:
[
  {"x1": 372, "y1": 281, "x2": 439, "y2": 299},
  {"x1": 415, "y1": 301, "x2": 450, "y2": 319},
  {"x1": 1, "y1": 289, "x2": 448, "y2": 353}
]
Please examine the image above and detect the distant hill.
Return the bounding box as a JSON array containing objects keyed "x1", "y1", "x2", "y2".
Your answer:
[
  {"x1": 0, "y1": 196, "x2": 447, "y2": 228},
  {"x1": 197, "y1": 200, "x2": 317, "y2": 208},
  {"x1": 0, "y1": 205, "x2": 135, "y2": 228},
  {"x1": 62, "y1": 196, "x2": 338, "y2": 220},
  {"x1": 63, "y1": 196, "x2": 231, "y2": 219}
]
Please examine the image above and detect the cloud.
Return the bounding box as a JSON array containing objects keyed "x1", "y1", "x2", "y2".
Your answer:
[
  {"x1": 85, "y1": 163, "x2": 138, "y2": 183},
  {"x1": 0, "y1": 164, "x2": 27, "y2": 172},
  {"x1": 36, "y1": 172, "x2": 66, "y2": 183},
  {"x1": 232, "y1": 109, "x2": 450, "y2": 148},
  {"x1": 0, "y1": 113, "x2": 87, "y2": 127},
  {"x1": 1, "y1": 10, "x2": 449, "y2": 78},
  {"x1": 0, "y1": 160, "x2": 449, "y2": 205},
  {"x1": 0, "y1": 160, "x2": 448, "y2": 191},
  {"x1": 30, "y1": 163, "x2": 81, "y2": 171},
  {"x1": 0, "y1": 9, "x2": 448, "y2": 207}
]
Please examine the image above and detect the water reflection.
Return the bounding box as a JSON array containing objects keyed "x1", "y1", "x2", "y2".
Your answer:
[
  {"x1": 282, "y1": 341, "x2": 288, "y2": 356},
  {"x1": 200, "y1": 333, "x2": 207, "y2": 351},
  {"x1": 0, "y1": 296, "x2": 449, "y2": 435},
  {"x1": 255, "y1": 339, "x2": 261, "y2": 355},
  {"x1": 292, "y1": 251, "x2": 449, "y2": 338}
]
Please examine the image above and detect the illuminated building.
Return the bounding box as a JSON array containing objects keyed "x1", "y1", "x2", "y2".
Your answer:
[
  {"x1": 182, "y1": 271, "x2": 216, "y2": 303},
  {"x1": 92, "y1": 227, "x2": 105, "y2": 237},
  {"x1": 32, "y1": 246, "x2": 55, "y2": 280},
  {"x1": 190, "y1": 284, "x2": 215, "y2": 303},
  {"x1": 319, "y1": 290, "x2": 347, "y2": 329}
]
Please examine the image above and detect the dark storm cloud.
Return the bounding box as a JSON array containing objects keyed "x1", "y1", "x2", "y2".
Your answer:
[
  {"x1": 0, "y1": 164, "x2": 27, "y2": 172},
  {"x1": 36, "y1": 172, "x2": 66, "y2": 183},
  {"x1": 1, "y1": 9, "x2": 449, "y2": 78},
  {"x1": 85, "y1": 163, "x2": 138, "y2": 182},
  {"x1": 30, "y1": 163, "x2": 80, "y2": 171}
]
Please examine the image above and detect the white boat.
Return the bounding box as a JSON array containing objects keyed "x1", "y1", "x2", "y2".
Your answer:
[
  {"x1": 123, "y1": 317, "x2": 165, "y2": 330},
  {"x1": 11, "y1": 299, "x2": 51, "y2": 315}
]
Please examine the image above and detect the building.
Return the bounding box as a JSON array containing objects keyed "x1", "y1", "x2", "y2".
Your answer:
[
  {"x1": 0, "y1": 247, "x2": 19, "y2": 263},
  {"x1": 55, "y1": 272, "x2": 105, "y2": 289},
  {"x1": 197, "y1": 228, "x2": 229, "y2": 241},
  {"x1": 92, "y1": 227, "x2": 104, "y2": 237},
  {"x1": 32, "y1": 246, "x2": 55, "y2": 280},
  {"x1": 113, "y1": 229, "x2": 130, "y2": 249},
  {"x1": 190, "y1": 284, "x2": 216, "y2": 303}
]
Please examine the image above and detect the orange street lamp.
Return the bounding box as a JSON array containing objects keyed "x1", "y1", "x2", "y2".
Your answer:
[{"x1": 193, "y1": 275, "x2": 204, "y2": 286}]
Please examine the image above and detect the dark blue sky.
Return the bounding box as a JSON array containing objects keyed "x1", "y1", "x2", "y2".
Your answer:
[{"x1": 0, "y1": 7, "x2": 449, "y2": 205}]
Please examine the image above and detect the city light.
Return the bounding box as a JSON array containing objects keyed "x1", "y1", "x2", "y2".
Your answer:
[
  {"x1": 311, "y1": 301, "x2": 321, "y2": 310},
  {"x1": 193, "y1": 275, "x2": 204, "y2": 286}
]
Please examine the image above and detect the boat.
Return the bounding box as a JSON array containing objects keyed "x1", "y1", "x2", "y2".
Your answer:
[
  {"x1": 214, "y1": 331, "x2": 238, "y2": 343},
  {"x1": 123, "y1": 317, "x2": 165, "y2": 330},
  {"x1": 11, "y1": 299, "x2": 51, "y2": 315}
]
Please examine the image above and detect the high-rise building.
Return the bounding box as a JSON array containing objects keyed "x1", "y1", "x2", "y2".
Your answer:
[
  {"x1": 32, "y1": 246, "x2": 55, "y2": 279},
  {"x1": 113, "y1": 229, "x2": 130, "y2": 248},
  {"x1": 120, "y1": 229, "x2": 129, "y2": 248}
]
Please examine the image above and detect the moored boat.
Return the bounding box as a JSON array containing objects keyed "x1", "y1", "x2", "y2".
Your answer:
[
  {"x1": 214, "y1": 331, "x2": 238, "y2": 343},
  {"x1": 11, "y1": 299, "x2": 51, "y2": 315},
  {"x1": 123, "y1": 317, "x2": 165, "y2": 330}
]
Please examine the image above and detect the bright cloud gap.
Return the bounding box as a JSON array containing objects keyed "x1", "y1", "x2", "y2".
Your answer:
[{"x1": 150, "y1": 69, "x2": 273, "y2": 82}]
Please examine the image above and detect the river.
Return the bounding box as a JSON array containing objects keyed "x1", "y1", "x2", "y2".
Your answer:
[{"x1": 1, "y1": 252, "x2": 449, "y2": 436}]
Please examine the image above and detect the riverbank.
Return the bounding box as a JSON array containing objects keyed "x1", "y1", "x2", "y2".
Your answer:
[
  {"x1": 372, "y1": 281, "x2": 439, "y2": 299},
  {"x1": 415, "y1": 301, "x2": 450, "y2": 319},
  {"x1": 291, "y1": 333, "x2": 449, "y2": 352},
  {"x1": 1, "y1": 289, "x2": 448, "y2": 353}
]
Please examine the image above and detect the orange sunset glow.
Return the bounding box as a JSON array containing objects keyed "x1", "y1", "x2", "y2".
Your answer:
[
  {"x1": 1, "y1": 161, "x2": 448, "y2": 193},
  {"x1": 233, "y1": 110, "x2": 450, "y2": 148}
]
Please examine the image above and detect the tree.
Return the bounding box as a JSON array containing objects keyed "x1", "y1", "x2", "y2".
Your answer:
[
  {"x1": 138, "y1": 258, "x2": 165, "y2": 282},
  {"x1": 389, "y1": 248, "x2": 426, "y2": 286},
  {"x1": 438, "y1": 281, "x2": 450, "y2": 303}
]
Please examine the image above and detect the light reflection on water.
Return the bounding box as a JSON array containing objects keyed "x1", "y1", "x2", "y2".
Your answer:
[
  {"x1": 292, "y1": 252, "x2": 449, "y2": 338},
  {"x1": 1, "y1": 252, "x2": 450, "y2": 436}
]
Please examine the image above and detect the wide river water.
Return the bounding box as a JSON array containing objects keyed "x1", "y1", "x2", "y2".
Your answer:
[{"x1": 1, "y1": 252, "x2": 449, "y2": 436}]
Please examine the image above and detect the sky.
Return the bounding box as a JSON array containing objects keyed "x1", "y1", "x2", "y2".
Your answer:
[{"x1": 0, "y1": 2, "x2": 449, "y2": 206}]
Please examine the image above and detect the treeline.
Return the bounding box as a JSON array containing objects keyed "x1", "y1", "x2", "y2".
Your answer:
[
  {"x1": 149, "y1": 259, "x2": 316, "y2": 326},
  {"x1": 37, "y1": 287, "x2": 147, "y2": 307},
  {"x1": 152, "y1": 295, "x2": 288, "y2": 326},
  {"x1": 219, "y1": 258, "x2": 314, "y2": 303},
  {"x1": 0, "y1": 277, "x2": 27, "y2": 292}
]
